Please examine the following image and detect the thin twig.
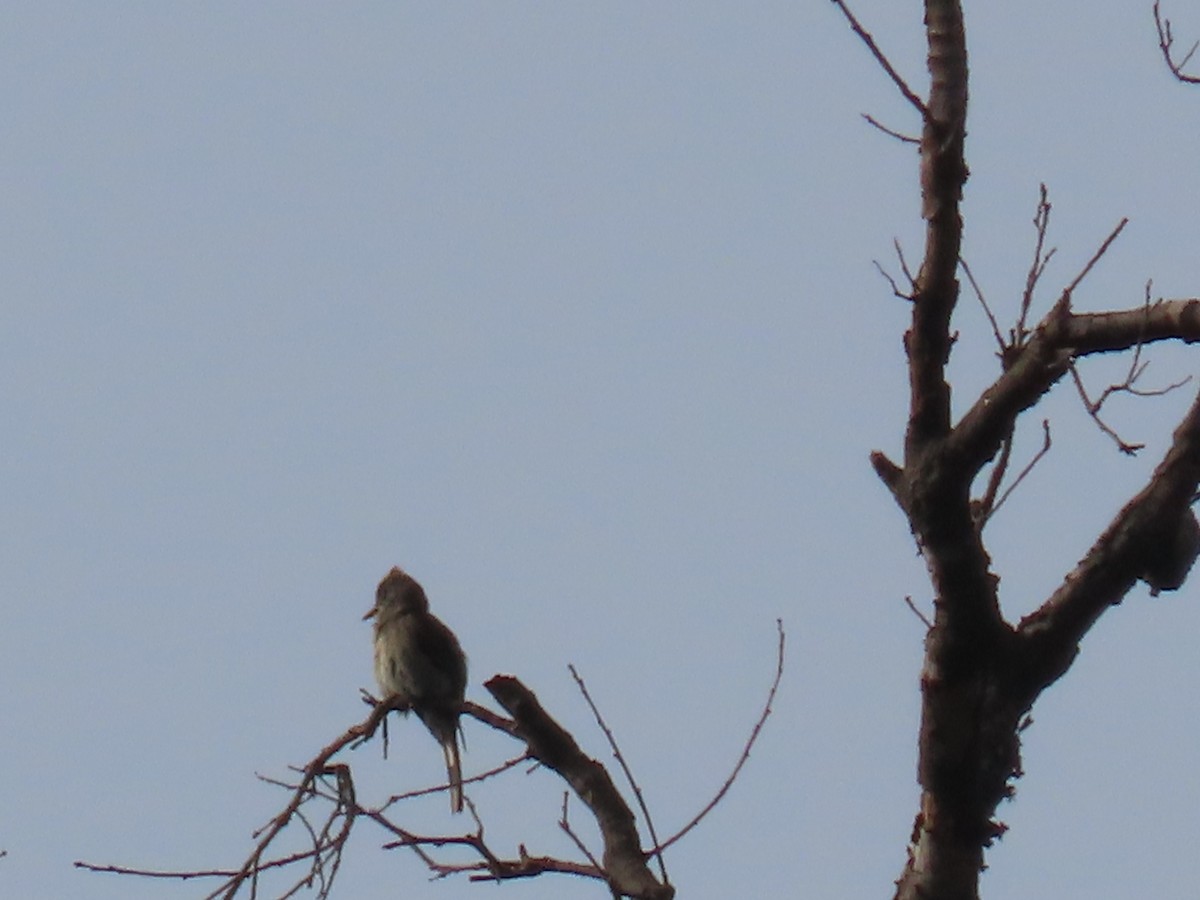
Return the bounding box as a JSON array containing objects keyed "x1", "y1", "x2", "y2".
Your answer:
[
  {"x1": 986, "y1": 419, "x2": 1053, "y2": 521},
  {"x1": 1068, "y1": 291, "x2": 1192, "y2": 455},
  {"x1": 381, "y1": 751, "x2": 531, "y2": 811},
  {"x1": 874, "y1": 239, "x2": 919, "y2": 301},
  {"x1": 1059, "y1": 217, "x2": 1130, "y2": 305},
  {"x1": 960, "y1": 256, "x2": 1005, "y2": 352},
  {"x1": 569, "y1": 664, "x2": 669, "y2": 886},
  {"x1": 654, "y1": 620, "x2": 785, "y2": 854},
  {"x1": 895, "y1": 239, "x2": 916, "y2": 286},
  {"x1": 862, "y1": 112, "x2": 920, "y2": 144},
  {"x1": 1070, "y1": 365, "x2": 1144, "y2": 455},
  {"x1": 1016, "y1": 184, "x2": 1056, "y2": 344},
  {"x1": 558, "y1": 794, "x2": 605, "y2": 876},
  {"x1": 873, "y1": 259, "x2": 909, "y2": 300},
  {"x1": 974, "y1": 431, "x2": 1014, "y2": 526},
  {"x1": 830, "y1": 0, "x2": 928, "y2": 116},
  {"x1": 73, "y1": 862, "x2": 244, "y2": 881},
  {"x1": 1070, "y1": 354, "x2": 1192, "y2": 456},
  {"x1": 1155, "y1": 0, "x2": 1200, "y2": 83},
  {"x1": 903, "y1": 595, "x2": 933, "y2": 630}
]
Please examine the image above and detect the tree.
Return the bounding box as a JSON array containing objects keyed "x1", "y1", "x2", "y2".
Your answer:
[{"x1": 834, "y1": 1, "x2": 1200, "y2": 897}]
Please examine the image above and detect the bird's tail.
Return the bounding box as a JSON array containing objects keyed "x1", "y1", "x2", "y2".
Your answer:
[{"x1": 442, "y1": 735, "x2": 463, "y2": 814}]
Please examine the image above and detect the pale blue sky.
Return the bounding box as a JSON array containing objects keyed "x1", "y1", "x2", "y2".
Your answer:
[{"x1": 3, "y1": 3, "x2": 1200, "y2": 898}]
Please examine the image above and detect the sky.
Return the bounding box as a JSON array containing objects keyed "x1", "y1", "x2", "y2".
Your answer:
[{"x1": 3, "y1": 2, "x2": 1200, "y2": 899}]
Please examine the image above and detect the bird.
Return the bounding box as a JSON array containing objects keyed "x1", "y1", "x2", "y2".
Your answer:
[{"x1": 364, "y1": 567, "x2": 468, "y2": 813}]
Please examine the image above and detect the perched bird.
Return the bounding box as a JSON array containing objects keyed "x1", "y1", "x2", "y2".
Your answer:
[{"x1": 364, "y1": 567, "x2": 468, "y2": 813}]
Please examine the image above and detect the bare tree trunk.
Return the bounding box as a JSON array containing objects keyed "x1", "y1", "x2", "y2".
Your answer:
[{"x1": 853, "y1": 2, "x2": 1200, "y2": 898}]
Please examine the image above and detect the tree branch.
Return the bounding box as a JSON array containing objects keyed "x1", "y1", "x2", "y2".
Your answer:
[
  {"x1": 655, "y1": 620, "x2": 786, "y2": 855},
  {"x1": 944, "y1": 295, "x2": 1200, "y2": 479},
  {"x1": 485, "y1": 675, "x2": 675, "y2": 900},
  {"x1": 850, "y1": 4, "x2": 1200, "y2": 899},
  {"x1": 1016, "y1": 184, "x2": 1056, "y2": 344},
  {"x1": 1060, "y1": 298, "x2": 1200, "y2": 353},
  {"x1": 905, "y1": 0, "x2": 969, "y2": 458},
  {"x1": 1154, "y1": 0, "x2": 1200, "y2": 83},
  {"x1": 831, "y1": 0, "x2": 928, "y2": 116},
  {"x1": 1016, "y1": 388, "x2": 1200, "y2": 693},
  {"x1": 978, "y1": 419, "x2": 1052, "y2": 526},
  {"x1": 568, "y1": 665, "x2": 670, "y2": 886}
]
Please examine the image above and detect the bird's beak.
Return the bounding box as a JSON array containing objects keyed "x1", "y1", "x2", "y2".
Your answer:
[{"x1": 362, "y1": 605, "x2": 378, "y2": 621}]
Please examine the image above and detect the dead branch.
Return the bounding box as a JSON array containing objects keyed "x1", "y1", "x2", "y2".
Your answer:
[
  {"x1": 363, "y1": 804, "x2": 599, "y2": 883},
  {"x1": 894, "y1": 238, "x2": 918, "y2": 289},
  {"x1": 76, "y1": 620, "x2": 787, "y2": 900},
  {"x1": 381, "y1": 751, "x2": 531, "y2": 811},
  {"x1": 903, "y1": 0, "x2": 970, "y2": 459},
  {"x1": 1016, "y1": 184, "x2": 1057, "y2": 346},
  {"x1": 559, "y1": 794, "x2": 607, "y2": 876},
  {"x1": 904, "y1": 595, "x2": 934, "y2": 630},
  {"x1": 862, "y1": 112, "x2": 920, "y2": 144},
  {"x1": 75, "y1": 700, "x2": 395, "y2": 898},
  {"x1": 1154, "y1": 0, "x2": 1200, "y2": 83},
  {"x1": 74, "y1": 689, "x2": 649, "y2": 897},
  {"x1": 1070, "y1": 353, "x2": 1191, "y2": 454},
  {"x1": 973, "y1": 430, "x2": 1014, "y2": 525},
  {"x1": 874, "y1": 239, "x2": 920, "y2": 301},
  {"x1": 1057, "y1": 298, "x2": 1200, "y2": 352},
  {"x1": 569, "y1": 665, "x2": 670, "y2": 886},
  {"x1": 1067, "y1": 292, "x2": 1193, "y2": 454},
  {"x1": 1017, "y1": 387, "x2": 1200, "y2": 691},
  {"x1": 831, "y1": 0, "x2": 928, "y2": 116},
  {"x1": 942, "y1": 289, "x2": 1200, "y2": 492},
  {"x1": 960, "y1": 256, "x2": 1006, "y2": 353},
  {"x1": 869, "y1": 449, "x2": 904, "y2": 499},
  {"x1": 654, "y1": 619, "x2": 785, "y2": 855},
  {"x1": 1070, "y1": 364, "x2": 1146, "y2": 455},
  {"x1": 874, "y1": 259, "x2": 911, "y2": 300},
  {"x1": 75, "y1": 759, "x2": 360, "y2": 900},
  {"x1": 1058, "y1": 217, "x2": 1129, "y2": 308},
  {"x1": 484, "y1": 675, "x2": 675, "y2": 900},
  {"x1": 983, "y1": 419, "x2": 1053, "y2": 523}
]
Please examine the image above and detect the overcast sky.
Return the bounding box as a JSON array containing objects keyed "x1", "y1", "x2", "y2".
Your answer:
[{"x1": 4, "y1": 3, "x2": 1200, "y2": 899}]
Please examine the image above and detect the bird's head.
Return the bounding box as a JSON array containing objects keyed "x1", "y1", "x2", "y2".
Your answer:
[{"x1": 364, "y1": 566, "x2": 431, "y2": 620}]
